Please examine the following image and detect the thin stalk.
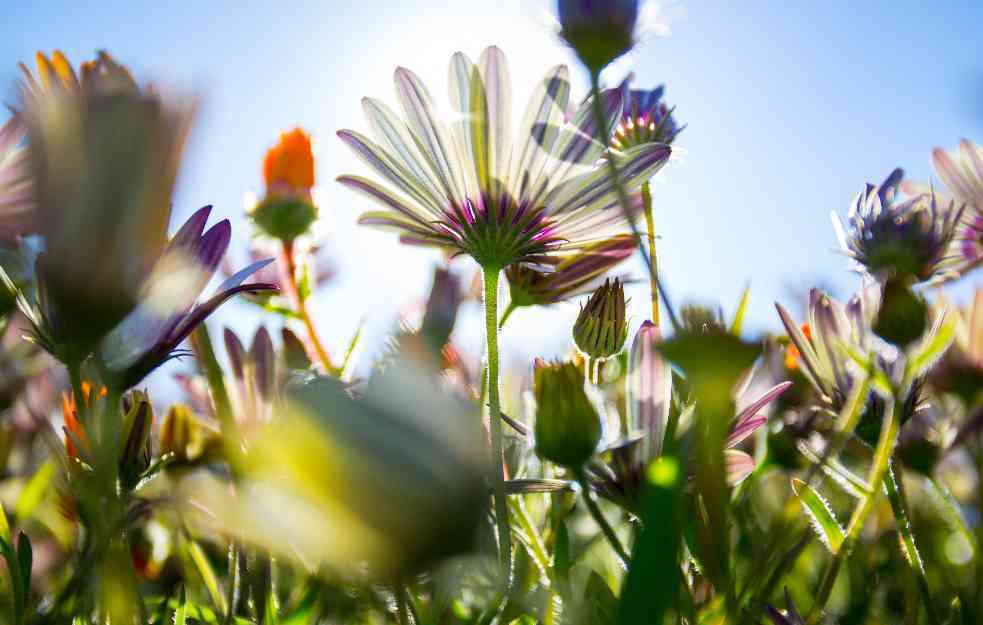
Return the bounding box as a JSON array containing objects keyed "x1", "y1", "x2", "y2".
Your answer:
[
  {"x1": 587, "y1": 72, "x2": 679, "y2": 332},
  {"x1": 499, "y1": 300, "x2": 518, "y2": 329},
  {"x1": 483, "y1": 266, "x2": 512, "y2": 581},
  {"x1": 641, "y1": 180, "x2": 659, "y2": 325},
  {"x1": 807, "y1": 394, "x2": 902, "y2": 624},
  {"x1": 282, "y1": 240, "x2": 337, "y2": 375},
  {"x1": 884, "y1": 464, "x2": 939, "y2": 625},
  {"x1": 575, "y1": 468, "x2": 629, "y2": 568}
]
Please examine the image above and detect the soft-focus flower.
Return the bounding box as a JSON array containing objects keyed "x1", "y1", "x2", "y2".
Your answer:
[
  {"x1": 224, "y1": 326, "x2": 278, "y2": 428},
  {"x1": 18, "y1": 50, "x2": 196, "y2": 356},
  {"x1": 177, "y1": 359, "x2": 489, "y2": 580},
  {"x1": 533, "y1": 358, "x2": 602, "y2": 468},
  {"x1": 626, "y1": 320, "x2": 671, "y2": 460},
  {"x1": 0, "y1": 116, "x2": 34, "y2": 242},
  {"x1": 903, "y1": 139, "x2": 983, "y2": 275},
  {"x1": 610, "y1": 78, "x2": 682, "y2": 150},
  {"x1": 251, "y1": 128, "x2": 319, "y2": 242},
  {"x1": 929, "y1": 288, "x2": 983, "y2": 404},
  {"x1": 159, "y1": 403, "x2": 220, "y2": 464},
  {"x1": 776, "y1": 287, "x2": 878, "y2": 410},
  {"x1": 557, "y1": 0, "x2": 640, "y2": 74},
  {"x1": 832, "y1": 168, "x2": 963, "y2": 283},
  {"x1": 505, "y1": 234, "x2": 635, "y2": 309},
  {"x1": 338, "y1": 46, "x2": 670, "y2": 271},
  {"x1": 573, "y1": 278, "x2": 628, "y2": 360},
  {"x1": 98, "y1": 205, "x2": 278, "y2": 388}
]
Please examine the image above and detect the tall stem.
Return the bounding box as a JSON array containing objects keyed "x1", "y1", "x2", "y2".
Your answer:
[
  {"x1": 575, "y1": 468, "x2": 629, "y2": 568},
  {"x1": 588, "y1": 73, "x2": 679, "y2": 332},
  {"x1": 282, "y1": 240, "x2": 336, "y2": 375},
  {"x1": 884, "y1": 464, "x2": 939, "y2": 625},
  {"x1": 808, "y1": 394, "x2": 902, "y2": 623},
  {"x1": 641, "y1": 181, "x2": 659, "y2": 325},
  {"x1": 483, "y1": 266, "x2": 511, "y2": 581}
]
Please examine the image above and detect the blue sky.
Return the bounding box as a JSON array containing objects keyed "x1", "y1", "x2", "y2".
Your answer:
[{"x1": 1, "y1": 1, "x2": 981, "y2": 373}]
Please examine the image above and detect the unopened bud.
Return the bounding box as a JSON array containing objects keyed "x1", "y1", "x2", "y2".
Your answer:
[{"x1": 534, "y1": 359, "x2": 601, "y2": 468}]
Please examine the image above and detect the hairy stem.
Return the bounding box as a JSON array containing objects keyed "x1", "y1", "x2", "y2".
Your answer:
[
  {"x1": 884, "y1": 464, "x2": 939, "y2": 625},
  {"x1": 483, "y1": 266, "x2": 512, "y2": 581},
  {"x1": 808, "y1": 394, "x2": 902, "y2": 623},
  {"x1": 282, "y1": 240, "x2": 336, "y2": 375}
]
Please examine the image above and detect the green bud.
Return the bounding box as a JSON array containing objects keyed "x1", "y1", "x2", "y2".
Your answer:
[
  {"x1": 873, "y1": 278, "x2": 927, "y2": 348},
  {"x1": 534, "y1": 359, "x2": 601, "y2": 468},
  {"x1": 249, "y1": 197, "x2": 318, "y2": 243},
  {"x1": 573, "y1": 278, "x2": 628, "y2": 360},
  {"x1": 120, "y1": 391, "x2": 153, "y2": 489}
]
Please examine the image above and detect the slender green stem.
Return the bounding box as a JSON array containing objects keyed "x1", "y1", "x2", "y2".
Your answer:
[
  {"x1": 282, "y1": 240, "x2": 338, "y2": 376},
  {"x1": 575, "y1": 469, "x2": 629, "y2": 568},
  {"x1": 587, "y1": 72, "x2": 680, "y2": 332},
  {"x1": 884, "y1": 464, "x2": 939, "y2": 625},
  {"x1": 808, "y1": 393, "x2": 902, "y2": 623},
  {"x1": 498, "y1": 300, "x2": 518, "y2": 329},
  {"x1": 483, "y1": 266, "x2": 512, "y2": 581},
  {"x1": 641, "y1": 181, "x2": 659, "y2": 326}
]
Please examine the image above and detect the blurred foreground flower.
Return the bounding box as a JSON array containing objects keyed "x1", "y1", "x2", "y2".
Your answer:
[
  {"x1": 557, "y1": 0, "x2": 640, "y2": 74},
  {"x1": 591, "y1": 321, "x2": 791, "y2": 512},
  {"x1": 18, "y1": 50, "x2": 197, "y2": 359},
  {"x1": 504, "y1": 234, "x2": 635, "y2": 315},
  {"x1": 833, "y1": 168, "x2": 963, "y2": 283},
  {"x1": 533, "y1": 358, "x2": 601, "y2": 468},
  {"x1": 96, "y1": 206, "x2": 277, "y2": 388},
  {"x1": 0, "y1": 117, "x2": 34, "y2": 242},
  {"x1": 338, "y1": 46, "x2": 669, "y2": 271},
  {"x1": 177, "y1": 359, "x2": 488, "y2": 579},
  {"x1": 250, "y1": 128, "x2": 319, "y2": 243}
]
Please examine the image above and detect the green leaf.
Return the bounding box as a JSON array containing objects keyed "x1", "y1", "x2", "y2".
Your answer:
[
  {"x1": 618, "y1": 456, "x2": 684, "y2": 625},
  {"x1": 554, "y1": 520, "x2": 572, "y2": 598},
  {"x1": 0, "y1": 502, "x2": 10, "y2": 544},
  {"x1": 297, "y1": 263, "x2": 312, "y2": 303},
  {"x1": 905, "y1": 313, "x2": 956, "y2": 384},
  {"x1": 187, "y1": 539, "x2": 227, "y2": 615},
  {"x1": 15, "y1": 533, "x2": 31, "y2": 606},
  {"x1": 175, "y1": 585, "x2": 188, "y2": 625},
  {"x1": 730, "y1": 282, "x2": 751, "y2": 336},
  {"x1": 338, "y1": 320, "x2": 366, "y2": 376},
  {"x1": 791, "y1": 478, "x2": 845, "y2": 553},
  {"x1": 0, "y1": 537, "x2": 22, "y2": 625},
  {"x1": 582, "y1": 572, "x2": 618, "y2": 625},
  {"x1": 14, "y1": 461, "x2": 54, "y2": 523}
]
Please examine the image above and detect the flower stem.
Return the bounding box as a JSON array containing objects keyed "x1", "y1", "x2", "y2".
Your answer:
[
  {"x1": 884, "y1": 464, "x2": 939, "y2": 625},
  {"x1": 282, "y1": 240, "x2": 336, "y2": 375},
  {"x1": 807, "y1": 393, "x2": 902, "y2": 623},
  {"x1": 641, "y1": 180, "x2": 659, "y2": 326},
  {"x1": 483, "y1": 266, "x2": 512, "y2": 581},
  {"x1": 575, "y1": 468, "x2": 629, "y2": 568},
  {"x1": 587, "y1": 73, "x2": 679, "y2": 332},
  {"x1": 498, "y1": 300, "x2": 518, "y2": 329}
]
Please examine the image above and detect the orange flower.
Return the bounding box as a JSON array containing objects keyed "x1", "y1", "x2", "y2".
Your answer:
[
  {"x1": 61, "y1": 381, "x2": 106, "y2": 459},
  {"x1": 784, "y1": 323, "x2": 812, "y2": 370},
  {"x1": 263, "y1": 128, "x2": 315, "y2": 196}
]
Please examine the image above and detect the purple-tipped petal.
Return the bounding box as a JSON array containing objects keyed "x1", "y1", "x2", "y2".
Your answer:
[
  {"x1": 627, "y1": 320, "x2": 672, "y2": 458},
  {"x1": 725, "y1": 414, "x2": 768, "y2": 449},
  {"x1": 168, "y1": 205, "x2": 213, "y2": 253},
  {"x1": 224, "y1": 327, "x2": 246, "y2": 381},
  {"x1": 734, "y1": 381, "x2": 792, "y2": 427},
  {"x1": 250, "y1": 326, "x2": 275, "y2": 400}
]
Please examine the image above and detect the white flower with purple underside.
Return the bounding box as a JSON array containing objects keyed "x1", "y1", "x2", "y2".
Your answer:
[{"x1": 337, "y1": 46, "x2": 670, "y2": 272}]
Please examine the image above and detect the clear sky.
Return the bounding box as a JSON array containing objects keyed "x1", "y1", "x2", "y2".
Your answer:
[{"x1": 1, "y1": 1, "x2": 981, "y2": 376}]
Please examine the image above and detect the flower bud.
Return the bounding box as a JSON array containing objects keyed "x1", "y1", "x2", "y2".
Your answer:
[
  {"x1": 160, "y1": 404, "x2": 217, "y2": 464},
  {"x1": 250, "y1": 128, "x2": 318, "y2": 242},
  {"x1": 557, "y1": 0, "x2": 639, "y2": 74},
  {"x1": 534, "y1": 359, "x2": 601, "y2": 468},
  {"x1": 573, "y1": 278, "x2": 627, "y2": 360},
  {"x1": 420, "y1": 267, "x2": 462, "y2": 353},
  {"x1": 873, "y1": 277, "x2": 927, "y2": 348},
  {"x1": 120, "y1": 390, "x2": 153, "y2": 489}
]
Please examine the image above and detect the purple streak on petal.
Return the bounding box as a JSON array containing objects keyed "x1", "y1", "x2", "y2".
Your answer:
[
  {"x1": 193, "y1": 219, "x2": 232, "y2": 276},
  {"x1": 168, "y1": 205, "x2": 213, "y2": 253},
  {"x1": 734, "y1": 381, "x2": 792, "y2": 427},
  {"x1": 223, "y1": 327, "x2": 246, "y2": 381},
  {"x1": 726, "y1": 414, "x2": 768, "y2": 449}
]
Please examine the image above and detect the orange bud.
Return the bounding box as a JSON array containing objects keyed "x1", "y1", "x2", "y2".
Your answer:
[
  {"x1": 784, "y1": 323, "x2": 811, "y2": 370},
  {"x1": 263, "y1": 128, "x2": 315, "y2": 194}
]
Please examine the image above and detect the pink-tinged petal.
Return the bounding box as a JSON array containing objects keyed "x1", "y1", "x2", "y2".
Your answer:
[
  {"x1": 933, "y1": 147, "x2": 976, "y2": 204},
  {"x1": 251, "y1": 326, "x2": 275, "y2": 400},
  {"x1": 734, "y1": 381, "x2": 792, "y2": 427},
  {"x1": 724, "y1": 449, "x2": 756, "y2": 485},
  {"x1": 725, "y1": 414, "x2": 767, "y2": 449},
  {"x1": 627, "y1": 320, "x2": 672, "y2": 458},
  {"x1": 224, "y1": 327, "x2": 246, "y2": 381},
  {"x1": 0, "y1": 116, "x2": 25, "y2": 155}
]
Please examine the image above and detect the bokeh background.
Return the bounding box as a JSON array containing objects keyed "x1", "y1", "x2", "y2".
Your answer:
[{"x1": 1, "y1": 0, "x2": 981, "y2": 378}]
